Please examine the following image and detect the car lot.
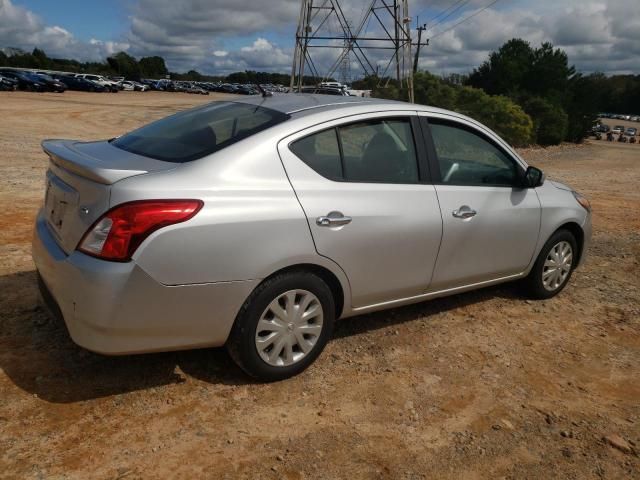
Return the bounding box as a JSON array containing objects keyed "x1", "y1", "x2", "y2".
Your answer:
[{"x1": 0, "y1": 91, "x2": 639, "y2": 479}]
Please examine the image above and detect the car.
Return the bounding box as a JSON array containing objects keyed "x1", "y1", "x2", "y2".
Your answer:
[
  {"x1": 598, "y1": 124, "x2": 611, "y2": 133},
  {"x1": 32, "y1": 95, "x2": 592, "y2": 381},
  {"x1": 219, "y1": 83, "x2": 238, "y2": 93},
  {"x1": 118, "y1": 81, "x2": 135, "y2": 91},
  {"x1": 612, "y1": 125, "x2": 625, "y2": 134},
  {"x1": 186, "y1": 85, "x2": 209, "y2": 95},
  {"x1": 0, "y1": 69, "x2": 47, "y2": 91},
  {"x1": 297, "y1": 86, "x2": 350, "y2": 96},
  {"x1": 57, "y1": 75, "x2": 108, "y2": 92},
  {"x1": 236, "y1": 85, "x2": 258, "y2": 95},
  {"x1": 625, "y1": 127, "x2": 637, "y2": 136},
  {"x1": 0, "y1": 74, "x2": 18, "y2": 91},
  {"x1": 33, "y1": 73, "x2": 67, "y2": 93},
  {"x1": 75, "y1": 74, "x2": 119, "y2": 92}
]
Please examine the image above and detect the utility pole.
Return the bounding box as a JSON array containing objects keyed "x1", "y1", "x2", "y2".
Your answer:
[{"x1": 413, "y1": 22, "x2": 427, "y2": 74}]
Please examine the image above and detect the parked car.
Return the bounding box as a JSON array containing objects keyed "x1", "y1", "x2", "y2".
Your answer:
[
  {"x1": 0, "y1": 74, "x2": 18, "y2": 91},
  {"x1": 612, "y1": 125, "x2": 625, "y2": 134},
  {"x1": 297, "y1": 86, "x2": 350, "y2": 96},
  {"x1": 75, "y1": 74, "x2": 119, "y2": 92},
  {"x1": 33, "y1": 73, "x2": 67, "y2": 93},
  {"x1": 0, "y1": 69, "x2": 47, "y2": 91},
  {"x1": 32, "y1": 96, "x2": 592, "y2": 381},
  {"x1": 57, "y1": 75, "x2": 108, "y2": 92},
  {"x1": 118, "y1": 81, "x2": 135, "y2": 91},
  {"x1": 219, "y1": 83, "x2": 238, "y2": 93},
  {"x1": 625, "y1": 127, "x2": 637, "y2": 136},
  {"x1": 186, "y1": 85, "x2": 209, "y2": 95},
  {"x1": 236, "y1": 85, "x2": 258, "y2": 95},
  {"x1": 134, "y1": 81, "x2": 150, "y2": 91}
]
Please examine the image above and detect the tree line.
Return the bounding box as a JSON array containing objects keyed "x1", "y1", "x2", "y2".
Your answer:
[
  {"x1": 0, "y1": 48, "x2": 320, "y2": 85},
  {"x1": 2, "y1": 40, "x2": 639, "y2": 146},
  {"x1": 355, "y1": 38, "x2": 640, "y2": 147}
]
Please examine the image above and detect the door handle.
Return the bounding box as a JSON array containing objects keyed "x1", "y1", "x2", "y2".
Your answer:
[
  {"x1": 452, "y1": 205, "x2": 477, "y2": 219},
  {"x1": 316, "y1": 211, "x2": 352, "y2": 227}
]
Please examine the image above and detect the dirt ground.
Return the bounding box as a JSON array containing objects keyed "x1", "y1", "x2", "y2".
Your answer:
[{"x1": 0, "y1": 91, "x2": 639, "y2": 480}]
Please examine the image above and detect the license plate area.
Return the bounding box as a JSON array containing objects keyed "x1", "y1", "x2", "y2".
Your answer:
[{"x1": 45, "y1": 173, "x2": 78, "y2": 233}]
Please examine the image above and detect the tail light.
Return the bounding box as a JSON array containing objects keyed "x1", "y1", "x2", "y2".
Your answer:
[{"x1": 78, "y1": 200, "x2": 203, "y2": 261}]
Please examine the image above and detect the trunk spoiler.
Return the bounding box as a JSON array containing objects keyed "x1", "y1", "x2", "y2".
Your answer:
[{"x1": 42, "y1": 139, "x2": 174, "y2": 185}]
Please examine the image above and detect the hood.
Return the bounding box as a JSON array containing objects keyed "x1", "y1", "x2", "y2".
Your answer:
[{"x1": 549, "y1": 179, "x2": 573, "y2": 192}]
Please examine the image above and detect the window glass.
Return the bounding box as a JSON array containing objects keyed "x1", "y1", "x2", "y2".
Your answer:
[
  {"x1": 290, "y1": 128, "x2": 342, "y2": 181},
  {"x1": 429, "y1": 121, "x2": 518, "y2": 186},
  {"x1": 338, "y1": 119, "x2": 418, "y2": 183},
  {"x1": 113, "y1": 102, "x2": 290, "y2": 163}
]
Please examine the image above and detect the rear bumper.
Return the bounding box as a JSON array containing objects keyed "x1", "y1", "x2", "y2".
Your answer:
[{"x1": 32, "y1": 211, "x2": 258, "y2": 355}]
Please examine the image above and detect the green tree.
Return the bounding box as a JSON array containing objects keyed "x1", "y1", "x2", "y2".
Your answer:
[
  {"x1": 563, "y1": 74, "x2": 602, "y2": 143},
  {"x1": 139, "y1": 56, "x2": 168, "y2": 78},
  {"x1": 107, "y1": 51, "x2": 140, "y2": 79},
  {"x1": 467, "y1": 38, "x2": 534, "y2": 97},
  {"x1": 521, "y1": 96, "x2": 568, "y2": 145},
  {"x1": 525, "y1": 42, "x2": 575, "y2": 104},
  {"x1": 31, "y1": 48, "x2": 51, "y2": 69},
  {"x1": 456, "y1": 87, "x2": 533, "y2": 147}
]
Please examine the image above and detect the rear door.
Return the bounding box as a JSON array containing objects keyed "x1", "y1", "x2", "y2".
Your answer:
[
  {"x1": 419, "y1": 114, "x2": 541, "y2": 290},
  {"x1": 278, "y1": 112, "x2": 443, "y2": 308}
]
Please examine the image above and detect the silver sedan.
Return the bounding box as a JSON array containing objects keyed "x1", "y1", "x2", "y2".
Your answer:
[{"x1": 32, "y1": 95, "x2": 592, "y2": 381}]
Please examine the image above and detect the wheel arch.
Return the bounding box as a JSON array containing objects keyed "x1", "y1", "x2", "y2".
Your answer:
[
  {"x1": 555, "y1": 221, "x2": 585, "y2": 265},
  {"x1": 256, "y1": 263, "x2": 348, "y2": 320}
]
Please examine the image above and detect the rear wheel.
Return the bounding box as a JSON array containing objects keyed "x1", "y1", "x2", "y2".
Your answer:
[
  {"x1": 524, "y1": 229, "x2": 577, "y2": 299},
  {"x1": 227, "y1": 271, "x2": 335, "y2": 381}
]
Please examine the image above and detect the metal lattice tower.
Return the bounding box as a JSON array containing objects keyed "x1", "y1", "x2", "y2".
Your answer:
[
  {"x1": 339, "y1": 21, "x2": 352, "y2": 86},
  {"x1": 290, "y1": 0, "x2": 414, "y2": 102}
]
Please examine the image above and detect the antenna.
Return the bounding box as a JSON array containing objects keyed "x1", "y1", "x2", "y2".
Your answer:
[
  {"x1": 291, "y1": 0, "x2": 414, "y2": 102},
  {"x1": 255, "y1": 83, "x2": 272, "y2": 97}
]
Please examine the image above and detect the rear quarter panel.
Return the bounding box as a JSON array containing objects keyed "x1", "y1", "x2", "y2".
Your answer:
[{"x1": 109, "y1": 131, "x2": 345, "y2": 291}]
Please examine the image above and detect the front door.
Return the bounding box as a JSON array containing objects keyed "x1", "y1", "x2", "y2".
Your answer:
[
  {"x1": 278, "y1": 113, "x2": 443, "y2": 308},
  {"x1": 421, "y1": 115, "x2": 541, "y2": 291}
]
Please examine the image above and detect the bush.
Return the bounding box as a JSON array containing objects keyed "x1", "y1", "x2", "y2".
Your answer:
[
  {"x1": 522, "y1": 96, "x2": 568, "y2": 146},
  {"x1": 455, "y1": 87, "x2": 533, "y2": 147},
  {"x1": 393, "y1": 73, "x2": 534, "y2": 147}
]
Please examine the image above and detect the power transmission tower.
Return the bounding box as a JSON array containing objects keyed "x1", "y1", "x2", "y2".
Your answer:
[
  {"x1": 290, "y1": 0, "x2": 414, "y2": 102},
  {"x1": 339, "y1": 21, "x2": 352, "y2": 86}
]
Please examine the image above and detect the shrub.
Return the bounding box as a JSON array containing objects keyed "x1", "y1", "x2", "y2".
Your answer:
[{"x1": 522, "y1": 96, "x2": 568, "y2": 146}]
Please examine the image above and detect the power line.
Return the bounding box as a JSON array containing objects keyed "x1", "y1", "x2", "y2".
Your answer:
[
  {"x1": 425, "y1": 0, "x2": 472, "y2": 30},
  {"x1": 429, "y1": 0, "x2": 503, "y2": 40}
]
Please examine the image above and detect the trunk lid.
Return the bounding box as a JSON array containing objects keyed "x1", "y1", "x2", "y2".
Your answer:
[{"x1": 42, "y1": 139, "x2": 177, "y2": 254}]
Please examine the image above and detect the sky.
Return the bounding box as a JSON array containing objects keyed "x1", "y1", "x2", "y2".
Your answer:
[{"x1": 1, "y1": 0, "x2": 638, "y2": 77}]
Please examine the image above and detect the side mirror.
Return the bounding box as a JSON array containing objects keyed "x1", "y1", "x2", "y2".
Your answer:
[{"x1": 523, "y1": 166, "x2": 545, "y2": 188}]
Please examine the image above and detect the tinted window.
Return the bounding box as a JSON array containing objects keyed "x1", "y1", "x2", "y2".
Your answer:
[
  {"x1": 289, "y1": 129, "x2": 342, "y2": 181},
  {"x1": 429, "y1": 121, "x2": 518, "y2": 186},
  {"x1": 339, "y1": 119, "x2": 418, "y2": 183},
  {"x1": 290, "y1": 118, "x2": 418, "y2": 184},
  {"x1": 113, "y1": 102, "x2": 290, "y2": 163}
]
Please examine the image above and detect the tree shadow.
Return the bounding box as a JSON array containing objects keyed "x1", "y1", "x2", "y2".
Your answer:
[{"x1": 0, "y1": 270, "x2": 521, "y2": 404}]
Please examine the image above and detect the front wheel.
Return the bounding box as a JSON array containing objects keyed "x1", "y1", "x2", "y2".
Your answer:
[
  {"x1": 226, "y1": 271, "x2": 335, "y2": 381},
  {"x1": 524, "y1": 229, "x2": 578, "y2": 299}
]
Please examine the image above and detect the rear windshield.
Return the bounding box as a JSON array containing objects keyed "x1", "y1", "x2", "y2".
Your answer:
[{"x1": 112, "y1": 101, "x2": 290, "y2": 163}]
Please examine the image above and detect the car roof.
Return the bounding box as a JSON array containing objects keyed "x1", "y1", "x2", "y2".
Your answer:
[{"x1": 230, "y1": 94, "x2": 414, "y2": 115}]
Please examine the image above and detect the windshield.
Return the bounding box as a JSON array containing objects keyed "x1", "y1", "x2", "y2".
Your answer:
[{"x1": 112, "y1": 101, "x2": 290, "y2": 163}]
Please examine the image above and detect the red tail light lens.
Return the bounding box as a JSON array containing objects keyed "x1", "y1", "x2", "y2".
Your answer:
[{"x1": 78, "y1": 200, "x2": 203, "y2": 261}]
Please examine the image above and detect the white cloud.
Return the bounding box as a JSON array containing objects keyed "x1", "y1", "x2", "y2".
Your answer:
[
  {"x1": 0, "y1": 0, "x2": 129, "y2": 60},
  {"x1": 0, "y1": 0, "x2": 638, "y2": 75}
]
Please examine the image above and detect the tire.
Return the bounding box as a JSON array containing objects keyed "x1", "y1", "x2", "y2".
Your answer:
[
  {"x1": 226, "y1": 271, "x2": 335, "y2": 381},
  {"x1": 523, "y1": 229, "x2": 578, "y2": 299}
]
